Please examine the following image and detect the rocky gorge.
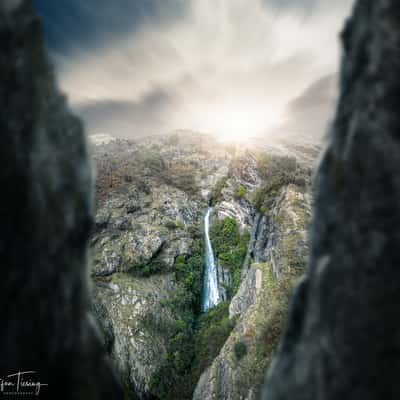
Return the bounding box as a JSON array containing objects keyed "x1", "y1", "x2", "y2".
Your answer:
[
  {"x1": 89, "y1": 131, "x2": 314, "y2": 399},
  {"x1": 4, "y1": 0, "x2": 400, "y2": 399}
]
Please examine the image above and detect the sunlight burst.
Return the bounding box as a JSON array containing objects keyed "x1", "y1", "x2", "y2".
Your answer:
[{"x1": 189, "y1": 102, "x2": 284, "y2": 143}]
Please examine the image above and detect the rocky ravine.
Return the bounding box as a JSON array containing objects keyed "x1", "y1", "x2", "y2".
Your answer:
[
  {"x1": 194, "y1": 185, "x2": 311, "y2": 400},
  {"x1": 89, "y1": 131, "x2": 314, "y2": 399},
  {"x1": 90, "y1": 132, "x2": 229, "y2": 397}
]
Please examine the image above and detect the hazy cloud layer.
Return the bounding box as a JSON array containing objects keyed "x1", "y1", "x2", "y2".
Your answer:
[
  {"x1": 268, "y1": 74, "x2": 338, "y2": 144},
  {"x1": 35, "y1": 0, "x2": 354, "y2": 142}
]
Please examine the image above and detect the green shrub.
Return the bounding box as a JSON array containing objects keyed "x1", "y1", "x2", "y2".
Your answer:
[
  {"x1": 256, "y1": 153, "x2": 297, "y2": 180},
  {"x1": 187, "y1": 224, "x2": 202, "y2": 238},
  {"x1": 140, "y1": 149, "x2": 166, "y2": 174},
  {"x1": 235, "y1": 185, "x2": 247, "y2": 200},
  {"x1": 234, "y1": 340, "x2": 248, "y2": 361},
  {"x1": 253, "y1": 153, "x2": 308, "y2": 216},
  {"x1": 193, "y1": 302, "x2": 236, "y2": 373},
  {"x1": 251, "y1": 186, "x2": 268, "y2": 213},
  {"x1": 165, "y1": 219, "x2": 185, "y2": 230},
  {"x1": 176, "y1": 219, "x2": 185, "y2": 229},
  {"x1": 210, "y1": 218, "x2": 250, "y2": 296},
  {"x1": 251, "y1": 153, "x2": 305, "y2": 215},
  {"x1": 165, "y1": 220, "x2": 178, "y2": 230},
  {"x1": 212, "y1": 177, "x2": 228, "y2": 204},
  {"x1": 127, "y1": 258, "x2": 166, "y2": 277},
  {"x1": 150, "y1": 301, "x2": 236, "y2": 400},
  {"x1": 164, "y1": 163, "x2": 199, "y2": 195},
  {"x1": 173, "y1": 240, "x2": 205, "y2": 313}
]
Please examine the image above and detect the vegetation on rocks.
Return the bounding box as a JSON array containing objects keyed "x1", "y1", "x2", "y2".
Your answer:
[
  {"x1": 252, "y1": 153, "x2": 309, "y2": 215},
  {"x1": 148, "y1": 237, "x2": 205, "y2": 399},
  {"x1": 210, "y1": 217, "x2": 250, "y2": 296},
  {"x1": 234, "y1": 185, "x2": 247, "y2": 200},
  {"x1": 149, "y1": 216, "x2": 250, "y2": 399},
  {"x1": 91, "y1": 135, "x2": 313, "y2": 400},
  {"x1": 173, "y1": 239, "x2": 205, "y2": 314},
  {"x1": 193, "y1": 302, "x2": 236, "y2": 373},
  {"x1": 211, "y1": 176, "x2": 229, "y2": 204},
  {"x1": 148, "y1": 286, "x2": 196, "y2": 400},
  {"x1": 234, "y1": 340, "x2": 248, "y2": 361},
  {"x1": 234, "y1": 264, "x2": 300, "y2": 397},
  {"x1": 148, "y1": 243, "x2": 240, "y2": 400}
]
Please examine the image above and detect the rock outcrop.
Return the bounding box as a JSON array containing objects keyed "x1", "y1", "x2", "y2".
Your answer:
[
  {"x1": 91, "y1": 179, "x2": 203, "y2": 396},
  {"x1": 93, "y1": 272, "x2": 178, "y2": 397},
  {"x1": 92, "y1": 184, "x2": 201, "y2": 276},
  {"x1": 263, "y1": 1, "x2": 400, "y2": 399},
  {"x1": 0, "y1": 1, "x2": 122, "y2": 398}
]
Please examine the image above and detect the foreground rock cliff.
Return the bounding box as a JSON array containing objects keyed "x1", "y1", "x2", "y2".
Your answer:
[
  {"x1": 0, "y1": 1, "x2": 122, "y2": 398},
  {"x1": 263, "y1": 1, "x2": 400, "y2": 399}
]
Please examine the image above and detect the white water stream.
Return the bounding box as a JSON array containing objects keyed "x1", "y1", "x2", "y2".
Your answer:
[{"x1": 201, "y1": 207, "x2": 220, "y2": 312}]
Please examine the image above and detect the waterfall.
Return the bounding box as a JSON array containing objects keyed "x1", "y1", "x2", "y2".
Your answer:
[{"x1": 202, "y1": 207, "x2": 220, "y2": 312}]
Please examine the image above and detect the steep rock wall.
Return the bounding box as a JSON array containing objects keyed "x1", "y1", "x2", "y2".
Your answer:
[
  {"x1": 0, "y1": 1, "x2": 123, "y2": 397},
  {"x1": 263, "y1": 1, "x2": 400, "y2": 399},
  {"x1": 194, "y1": 184, "x2": 311, "y2": 400}
]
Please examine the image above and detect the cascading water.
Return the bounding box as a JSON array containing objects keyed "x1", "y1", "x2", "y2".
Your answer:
[{"x1": 202, "y1": 207, "x2": 220, "y2": 312}]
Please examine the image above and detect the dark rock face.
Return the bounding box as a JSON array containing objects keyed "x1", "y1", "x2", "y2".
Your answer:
[
  {"x1": 263, "y1": 1, "x2": 400, "y2": 399},
  {"x1": 0, "y1": 1, "x2": 123, "y2": 397},
  {"x1": 242, "y1": 213, "x2": 268, "y2": 275}
]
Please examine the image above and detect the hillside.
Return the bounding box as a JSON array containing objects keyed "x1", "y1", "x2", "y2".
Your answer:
[{"x1": 89, "y1": 131, "x2": 315, "y2": 399}]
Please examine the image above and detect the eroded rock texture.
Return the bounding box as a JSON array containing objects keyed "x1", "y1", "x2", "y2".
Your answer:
[
  {"x1": 263, "y1": 1, "x2": 400, "y2": 399},
  {"x1": 194, "y1": 184, "x2": 311, "y2": 400},
  {"x1": 0, "y1": 1, "x2": 123, "y2": 397}
]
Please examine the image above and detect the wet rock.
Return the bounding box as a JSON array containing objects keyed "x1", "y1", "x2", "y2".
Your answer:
[
  {"x1": 217, "y1": 260, "x2": 232, "y2": 301},
  {"x1": 250, "y1": 214, "x2": 270, "y2": 264}
]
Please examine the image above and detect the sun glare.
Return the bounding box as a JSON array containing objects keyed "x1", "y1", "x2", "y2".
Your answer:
[{"x1": 188, "y1": 102, "x2": 284, "y2": 143}]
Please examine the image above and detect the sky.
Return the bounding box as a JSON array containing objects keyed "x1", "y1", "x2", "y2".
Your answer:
[{"x1": 33, "y1": 0, "x2": 354, "y2": 143}]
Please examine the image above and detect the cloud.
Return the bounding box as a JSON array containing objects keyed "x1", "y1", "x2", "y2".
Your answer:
[
  {"x1": 75, "y1": 88, "x2": 181, "y2": 138},
  {"x1": 267, "y1": 73, "x2": 338, "y2": 144},
  {"x1": 35, "y1": 0, "x2": 354, "y2": 141},
  {"x1": 289, "y1": 74, "x2": 337, "y2": 114}
]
